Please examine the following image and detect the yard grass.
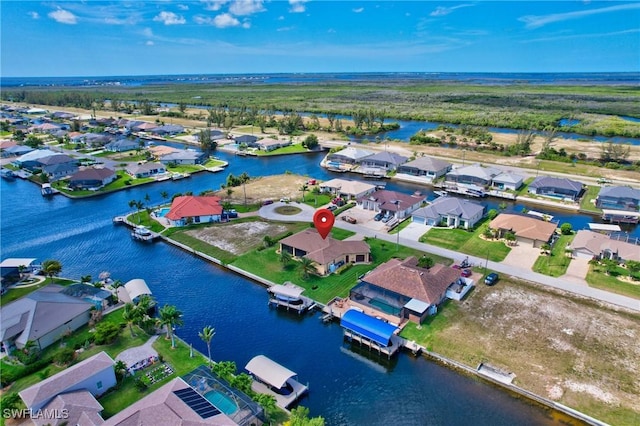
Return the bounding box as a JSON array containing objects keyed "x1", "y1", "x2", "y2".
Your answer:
[
  {"x1": 399, "y1": 299, "x2": 460, "y2": 350},
  {"x1": 419, "y1": 221, "x2": 511, "y2": 262},
  {"x1": 388, "y1": 218, "x2": 412, "y2": 234},
  {"x1": 167, "y1": 232, "x2": 240, "y2": 264},
  {"x1": 531, "y1": 234, "x2": 575, "y2": 277},
  {"x1": 1, "y1": 277, "x2": 77, "y2": 306},
  {"x1": 127, "y1": 210, "x2": 165, "y2": 233},
  {"x1": 579, "y1": 185, "x2": 603, "y2": 213},
  {"x1": 254, "y1": 144, "x2": 310, "y2": 156},
  {"x1": 231, "y1": 237, "x2": 452, "y2": 304},
  {"x1": 301, "y1": 192, "x2": 332, "y2": 207},
  {"x1": 516, "y1": 177, "x2": 534, "y2": 195},
  {"x1": 203, "y1": 158, "x2": 226, "y2": 168},
  {"x1": 585, "y1": 265, "x2": 640, "y2": 300},
  {"x1": 165, "y1": 164, "x2": 205, "y2": 174},
  {"x1": 52, "y1": 171, "x2": 154, "y2": 197}
]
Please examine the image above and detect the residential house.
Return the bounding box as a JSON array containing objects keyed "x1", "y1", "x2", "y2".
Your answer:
[
  {"x1": 149, "y1": 124, "x2": 184, "y2": 136},
  {"x1": 30, "y1": 122, "x2": 64, "y2": 134},
  {"x1": 37, "y1": 154, "x2": 79, "y2": 180},
  {"x1": 103, "y1": 378, "x2": 241, "y2": 426},
  {"x1": 319, "y1": 178, "x2": 376, "y2": 200},
  {"x1": 412, "y1": 196, "x2": 485, "y2": 229},
  {"x1": 125, "y1": 162, "x2": 166, "y2": 178},
  {"x1": 69, "y1": 167, "x2": 117, "y2": 189},
  {"x1": 79, "y1": 133, "x2": 112, "y2": 147},
  {"x1": 528, "y1": 176, "x2": 584, "y2": 201},
  {"x1": 13, "y1": 149, "x2": 58, "y2": 168},
  {"x1": 326, "y1": 147, "x2": 375, "y2": 167},
  {"x1": 19, "y1": 351, "x2": 115, "y2": 423},
  {"x1": 148, "y1": 145, "x2": 180, "y2": 159},
  {"x1": 0, "y1": 258, "x2": 38, "y2": 287},
  {"x1": 104, "y1": 138, "x2": 140, "y2": 152},
  {"x1": 0, "y1": 285, "x2": 93, "y2": 352},
  {"x1": 51, "y1": 111, "x2": 76, "y2": 120},
  {"x1": 489, "y1": 213, "x2": 557, "y2": 247},
  {"x1": 279, "y1": 229, "x2": 371, "y2": 276},
  {"x1": 445, "y1": 163, "x2": 502, "y2": 187},
  {"x1": 397, "y1": 156, "x2": 452, "y2": 181},
  {"x1": 60, "y1": 283, "x2": 112, "y2": 311},
  {"x1": 596, "y1": 186, "x2": 640, "y2": 212},
  {"x1": 359, "y1": 151, "x2": 408, "y2": 172},
  {"x1": 235, "y1": 134, "x2": 259, "y2": 146},
  {"x1": 165, "y1": 195, "x2": 223, "y2": 226},
  {"x1": 491, "y1": 172, "x2": 524, "y2": 191},
  {"x1": 351, "y1": 257, "x2": 465, "y2": 323},
  {"x1": 159, "y1": 150, "x2": 208, "y2": 165},
  {"x1": 208, "y1": 129, "x2": 227, "y2": 141},
  {"x1": 256, "y1": 138, "x2": 291, "y2": 152},
  {"x1": 356, "y1": 189, "x2": 424, "y2": 219},
  {"x1": 131, "y1": 122, "x2": 159, "y2": 132},
  {"x1": 569, "y1": 230, "x2": 640, "y2": 262},
  {"x1": 2, "y1": 144, "x2": 33, "y2": 158}
]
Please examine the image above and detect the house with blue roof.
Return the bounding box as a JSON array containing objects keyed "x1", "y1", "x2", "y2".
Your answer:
[
  {"x1": 412, "y1": 196, "x2": 485, "y2": 229},
  {"x1": 596, "y1": 186, "x2": 640, "y2": 212},
  {"x1": 528, "y1": 176, "x2": 584, "y2": 201},
  {"x1": 105, "y1": 138, "x2": 140, "y2": 152},
  {"x1": 359, "y1": 151, "x2": 408, "y2": 172}
]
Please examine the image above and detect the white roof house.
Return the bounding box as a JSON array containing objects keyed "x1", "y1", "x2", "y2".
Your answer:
[
  {"x1": 319, "y1": 178, "x2": 377, "y2": 199},
  {"x1": 14, "y1": 149, "x2": 58, "y2": 165}
]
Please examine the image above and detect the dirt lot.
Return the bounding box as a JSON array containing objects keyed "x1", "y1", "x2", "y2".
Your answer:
[
  {"x1": 185, "y1": 220, "x2": 291, "y2": 255},
  {"x1": 217, "y1": 174, "x2": 313, "y2": 205},
  {"x1": 429, "y1": 279, "x2": 640, "y2": 424}
]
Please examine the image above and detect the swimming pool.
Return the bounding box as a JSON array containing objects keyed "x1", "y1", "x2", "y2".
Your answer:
[
  {"x1": 155, "y1": 207, "x2": 170, "y2": 217},
  {"x1": 369, "y1": 297, "x2": 401, "y2": 316},
  {"x1": 204, "y1": 390, "x2": 238, "y2": 415}
]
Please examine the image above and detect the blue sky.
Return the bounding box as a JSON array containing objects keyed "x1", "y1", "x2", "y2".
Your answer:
[{"x1": 2, "y1": 1, "x2": 639, "y2": 77}]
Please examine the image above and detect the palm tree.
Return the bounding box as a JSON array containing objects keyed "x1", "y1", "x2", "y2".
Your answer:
[
  {"x1": 279, "y1": 250, "x2": 292, "y2": 269},
  {"x1": 114, "y1": 360, "x2": 128, "y2": 382},
  {"x1": 41, "y1": 259, "x2": 62, "y2": 283},
  {"x1": 299, "y1": 184, "x2": 308, "y2": 202},
  {"x1": 158, "y1": 304, "x2": 183, "y2": 348},
  {"x1": 226, "y1": 188, "x2": 234, "y2": 201},
  {"x1": 299, "y1": 257, "x2": 315, "y2": 280},
  {"x1": 122, "y1": 303, "x2": 141, "y2": 337},
  {"x1": 160, "y1": 191, "x2": 169, "y2": 204},
  {"x1": 135, "y1": 200, "x2": 144, "y2": 223},
  {"x1": 199, "y1": 325, "x2": 216, "y2": 367}
]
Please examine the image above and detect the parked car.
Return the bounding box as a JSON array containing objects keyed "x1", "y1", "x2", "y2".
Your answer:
[
  {"x1": 382, "y1": 214, "x2": 393, "y2": 223},
  {"x1": 280, "y1": 197, "x2": 290, "y2": 203},
  {"x1": 326, "y1": 205, "x2": 338, "y2": 212},
  {"x1": 342, "y1": 216, "x2": 357, "y2": 224},
  {"x1": 262, "y1": 199, "x2": 273, "y2": 205},
  {"x1": 308, "y1": 179, "x2": 317, "y2": 185},
  {"x1": 484, "y1": 273, "x2": 499, "y2": 286},
  {"x1": 332, "y1": 198, "x2": 345, "y2": 207},
  {"x1": 374, "y1": 212, "x2": 384, "y2": 221},
  {"x1": 225, "y1": 209, "x2": 238, "y2": 218},
  {"x1": 461, "y1": 269, "x2": 472, "y2": 278}
]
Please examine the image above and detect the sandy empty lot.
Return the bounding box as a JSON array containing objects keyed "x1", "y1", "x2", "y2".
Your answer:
[
  {"x1": 217, "y1": 174, "x2": 312, "y2": 205},
  {"x1": 185, "y1": 220, "x2": 289, "y2": 255}
]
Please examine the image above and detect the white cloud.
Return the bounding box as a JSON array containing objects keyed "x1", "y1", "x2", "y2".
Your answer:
[
  {"x1": 153, "y1": 11, "x2": 186, "y2": 25},
  {"x1": 177, "y1": 4, "x2": 189, "y2": 11},
  {"x1": 213, "y1": 13, "x2": 240, "y2": 28},
  {"x1": 142, "y1": 28, "x2": 154, "y2": 37},
  {"x1": 289, "y1": 0, "x2": 308, "y2": 13},
  {"x1": 522, "y1": 28, "x2": 640, "y2": 43},
  {"x1": 519, "y1": 3, "x2": 640, "y2": 29},
  {"x1": 242, "y1": 21, "x2": 251, "y2": 29},
  {"x1": 146, "y1": 40, "x2": 155, "y2": 46},
  {"x1": 194, "y1": 15, "x2": 213, "y2": 25},
  {"x1": 229, "y1": 0, "x2": 265, "y2": 16},
  {"x1": 28, "y1": 11, "x2": 40, "y2": 19},
  {"x1": 48, "y1": 8, "x2": 77, "y2": 24},
  {"x1": 201, "y1": 0, "x2": 228, "y2": 11},
  {"x1": 352, "y1": 7, "x2": 364, "y2": 13},
  {"x1": 277, "y1": 26, "x2": 295, "y2": 32},
  {"x1": 430, "y1": 4, "x2": 473, "y2": 17},
  {"x1": 278, "y1": 15, "x2": 285, "y2": 20}
]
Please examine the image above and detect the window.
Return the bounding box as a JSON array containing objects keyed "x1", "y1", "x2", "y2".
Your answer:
[{"x1": 97, "y1": 381, "x2": 103, "y2": 389}]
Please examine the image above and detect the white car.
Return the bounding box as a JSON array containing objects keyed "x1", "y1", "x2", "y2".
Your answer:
[{"x1": 280, "y1": 197, "x2": 290, "y2": 202}]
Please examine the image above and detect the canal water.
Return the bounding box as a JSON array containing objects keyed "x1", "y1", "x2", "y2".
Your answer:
[{"x1": 0, "y1": 151, "x2": 610, "y2": 425}]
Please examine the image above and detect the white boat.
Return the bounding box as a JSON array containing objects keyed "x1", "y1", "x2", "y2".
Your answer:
[
  {"x1": 41, "y1": 183, "x2": 57, "y2": 196},
  {"x1": 1, "y1": 169, "x2": 16, "y2": 180},
  {"x1": 171, "y1": 173, "x2": 190, "y2": 180},
  {"x1": 131, "y1": 225, "x2": 155, "y2": 241}
]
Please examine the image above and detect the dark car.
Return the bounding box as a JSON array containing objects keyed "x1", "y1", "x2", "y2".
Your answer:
[
  {"x1": 374, "y1": 212, "x2": 384, "y2": 221},
  {"x1": 461, "y1": 269, "x2": 472, "y2": 278},
  {"x1": 262, "y1": 199, "x2": 273, "y2": 205},
  {"x1": 225, "y1": 209, "x2": 238, "y2": 218},
  {"x1": 332, "y1": 198, "x2": 345, "y2": 206},
  {"x1": 484, "y1": 273, "x2": 499, "y2": 286},
  {"x1": 326, "y1": 205, "x2": 338, "y2": 212}
]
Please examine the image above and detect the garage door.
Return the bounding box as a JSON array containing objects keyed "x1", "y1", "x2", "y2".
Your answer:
[{"x1": 412, "y1": 216, "x2": 425, "y2": 225}]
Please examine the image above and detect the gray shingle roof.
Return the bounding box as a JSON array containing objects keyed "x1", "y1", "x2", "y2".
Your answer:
[
  {"x1": 412, "y1": 197, "x2": 484, "y2": 221},
  {"x1": 529, "y1": 176, "x2": 583, "y2": 192},
  {"x1": 365, "y1": 151, "x2": 408, "y2": 165},
  {"x1": 598, "y1": 186, "x2": 640, "y2": 201},
  {"x1": 446, "y1": 163, "x2": 502, "y2": 180},
  {"x1": 399, "y1": 156, "x2": 451, "y2": 172}
]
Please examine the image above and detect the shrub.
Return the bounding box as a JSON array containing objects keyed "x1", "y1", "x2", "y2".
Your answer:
[
  {"x1": 54, "y1": 347, "x2": 76, "y2": 366},
  {"x1": 335, "y1": 263, "x2": 352, "y2": 275},
  {"x1": 94, "y1": 322, "x2": 120, "y2": 345},
  {"x1": 560, "y1": 223, "x2": 573, "y2": 235}
]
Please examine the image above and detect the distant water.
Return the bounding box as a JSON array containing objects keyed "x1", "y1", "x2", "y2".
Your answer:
[{"x1": 2, "y1": 72, "x2": 640, "y2": 88}]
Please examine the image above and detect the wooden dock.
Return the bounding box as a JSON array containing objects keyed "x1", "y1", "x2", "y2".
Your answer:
[{"x1": 344, "y1": 330, "x2": 401, "y2": 358}]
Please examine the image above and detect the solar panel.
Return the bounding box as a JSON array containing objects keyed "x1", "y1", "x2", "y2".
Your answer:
[{"x1": 174, "y1": 387, "x2": 221, "y2": 419}]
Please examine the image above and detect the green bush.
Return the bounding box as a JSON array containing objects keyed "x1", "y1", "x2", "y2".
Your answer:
[
  {"x1": 53, "y1": 347, "x2": 76, "y2": 366},
  {"x1": 0, "y1": 358, "x2": 51, "y2": 387},
  {"x1": 94, "y1": 322, "x2": 120, "y2": 345},
  {"x1": 335, "y1": 263, "x2": 352, "y2": 275}
]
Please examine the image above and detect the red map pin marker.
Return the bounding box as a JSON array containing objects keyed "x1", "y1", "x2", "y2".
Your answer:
[{"x1": 313, "y1": 209, "x2": 335, "y2": 240}]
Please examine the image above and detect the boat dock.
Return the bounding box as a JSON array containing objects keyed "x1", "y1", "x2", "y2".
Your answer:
[
  {"x1": 113, "y1": 215, "x2": 161, "y2": 242},
  {"x1": 268, "y1": 282, "x2": 315, "y2": 314},
  {"x1": 245, "y1": 355, "x2": 309, "y2": 409}
]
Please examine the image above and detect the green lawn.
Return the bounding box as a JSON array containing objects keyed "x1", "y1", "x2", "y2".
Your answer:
[
  {"x1": 254, "y1": 144, "x2": 309, "y2": 156},
  {"x1": 580, "y1": 185, "x2": 603, "y2": 213},
  {"x1": 1, "y1": 277, "x2": 77, "y2": 306},
  {"x1": 388, "y1": 218, "x2": 412, "y2": 234},
  {"x1": 585, "y1": 265, "x2": 640, "y2": 300},
  {"x1": 203, "y1": 158, "x2": 226, "y2": 168},
  {"x1": 231, "y1": 237, "x2": 452, "y2": 304},
  {"x1": 52, "y1": 171, "x2": 154, "y2": 197},
  {"x1": 516, "y1": 177, "x2": 535, "y2": 195},
  {"x1": 301, "y1": 192, "x2": 332, "y2": 207},
  {"x1": 532, "y1": 234, "x2": 575, "y2": 277},
  {"x1": 399, "y1": 300, "x2": 460, "y2": 351},
  {"x1": 127, "y1": 210, "x2": 165, "y2": 233},
  {"x1": 419, "y1": 222, "x2": 511, "y2": 262},
  {"x1": 166, "y1": 164, "x2": 204, "y2": 174}
]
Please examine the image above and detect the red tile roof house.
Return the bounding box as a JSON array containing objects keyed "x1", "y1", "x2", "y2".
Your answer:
[
  {"x1": 279, "y1": 229, "x2": 371, "y2": 276},
  {"x1": 69, "y1": 167, "x2": 116, "y2": 190},
  {"x1": 18, "y1": 351, "x2": 116, "y2": 425},
  {"x1": 356, "y1": 189, "x2": 424, "y2": 219},
  {"x1": 350, "y1": 257, "x2": 463, "y2": 324},
  {"x1": 165, "y1": 195, "x2": 223, "y2": 226}
]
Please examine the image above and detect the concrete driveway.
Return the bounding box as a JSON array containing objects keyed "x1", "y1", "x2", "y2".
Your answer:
[
  {"x1": 398, "y1": 222, "x2": 431, "y2": 241},
  {"x1": 563, "y1": 256, "x2": 590, "y2": 284},
  {"x1": 501, "y1": 241, "x2": 541, "y2": 270}
]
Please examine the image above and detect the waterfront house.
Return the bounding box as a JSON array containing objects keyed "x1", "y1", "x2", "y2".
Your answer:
[
  {"x1": 326, "y1": 147, "x2": 375, "y2": 167},
  {"x1": 596, "y1": 186, "x2": 640, "y2": 212},
  {"x1": 255, "y1": 137, "x2": 291, "y2": 151},
  {"x1": 2, "y1": 144, "x2": 33, "y2": 158},
  {"x1": 411, "y1": 196, "x2": 485, "y2": 229},
  {"x1": 528, "y1": 176, "x2": 584, "y2": 201},
  {"x1": 569, "y1": 230, "x2": 640, "y2": 262},
  {"x1": 19, "y1": 351, "x2": 115, "y2": 421},
  {"x1": 148, "y1": 145, "x2": 180, "y2": 158},
  {"x1": 445, "y1": 163, "x2": 502, "y2": 187},
  {"x1": 1, "y1": 285, "x2": 93, "y2": 353},
  {"x1": 350, "y1": 257, "x2": 465, "y2": 323},
  {"x1": 319, "y1": 178, "x2": 376, "y2": 200},
  {"x1": 13, "y1": 149, "x2": 58, "y2": 168},
  {"x1": 489, "y1": 213, "x2": 557, "y2": 248},
  {"x1": 491, "y1": 172, "x2": 524, "y2": 191},
  {"x1": 356, "y1": 189, "x2": 424, "y2": 219},
  {"x1": 60, "y1": 283, "x2": 112, "y2": 310},
  {"x1": 396, "y1": 156, "x2": 452, "y2": 181},
  {"x1": 359, "y1": 151, "x2": 408, "y2": 172},
  {"x1": 125, "y1": 162, "x2": 166, "y2": 178},
  {"x1": 159, "y1": 150, "x2": 208, "y2": 165},
  {"x1": 279, "y1": 229, "x2": 371, "y2": 276},
  {"x1": 104, "y1": 138, "x2": 140, "y2": 152},
  {"x1": 131, "y1": 122, "x2": 159, "y2": 133},
  {"x1": 149, "y1": 124, "x2": 184, "y2": 136},
  {"x1": 38, "y1": 154, "x2": 79, "y2": 180},
  {"x1": 79, "y1": 133, "x2": 112, "y2": 147},
  {"x1": 51, "y1": 111, "x2": 76, "y2": 120},
  {"x1": 165, "y1": 195, "x2": 223, "y2": 226},
  {"x1": 235, "y1": 134, "x2": 259, "y2": 146},
  {"x1": 69, "y1": 167, "x2": 116, "y2": 189}
]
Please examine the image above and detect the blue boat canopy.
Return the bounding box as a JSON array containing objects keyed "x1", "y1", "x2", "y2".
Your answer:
[{"x1": 341, "y1": 309, "x2": 398, "y2": 346}]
